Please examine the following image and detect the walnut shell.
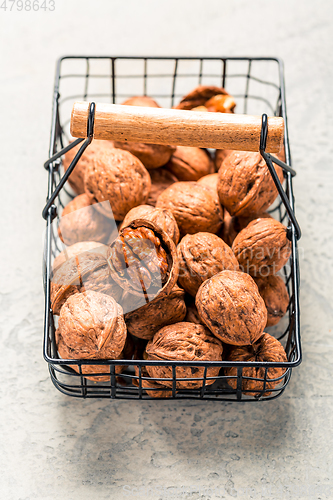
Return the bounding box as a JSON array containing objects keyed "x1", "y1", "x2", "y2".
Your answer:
[
  {"x1": 121, "y1": 96, "x2": 160, "y2": 107},
  {"x1": 146, "y1": 322, "x2": 223, "y2": 389},
  {"x1": 232, "y1": 218, "x2": 292, "y2": 277},
  {"x1": 217, "y1": 151, "x2": 285, "y2": 217},
  {"x1": 224, "y1": 333, "x2": 287, "y2": 396},
  {"x1": 156, "y1": 182, "x2": 223, "y2": 236},
  {"x1": 254, "y1": 275, "x2": 289, "y2": 327},
  {"x1": 51, "y1": 251, "x2": 122, "y2": 315},
  {"x1": 175, "y1": 85, "x2": 229, "y2": 110},
  {"x1": 63, "y1": 140, "x2": 115, "y2": 195},
  {"x1": 195, "y1": 270, "x2": 267, "y2": 345},
  {"x1": 205, "y1": 94, "x2": 236, "y2": 113},
  {"x1": 125, "y1": 285, "x2": 186, "y2": 340},
  {"x1": 214, "y1": 149, "x2": 233, "y2": 171},
  {"x1": 198, "y1": 173, "x2": 218, "y2": 191},
  {"x1": 84, "y1": 149, "x2": 151, "y2": 221},
  {"x1": 53, "y1": 241, "x2": 109, "y2": 270},
  {"x1": 132, "y1": 346, "x2": 173, "y2": 398},
  {"x1": 221, "y1": 211, "x2": 272, "y2": 247},
  {"x1": 177, "y1": 233, "x2": 239, "y2": 297},
  {"x1": 147, "y1": 167, "x2": 178, "y2": 206},
  {"x1": 165, "y1": 146, "x2": 213, "y2": 181},
  {"x1": 184, "y1": 300, "x2": 204, "y2": 325},
  {"x1": 112, "y1": 142, "x2": 176, "y2": 170},
  {"x1": 58, "y1": 194, "x2": 114, "y2": 246},
  {"x1": 121, "y1": 205, "x2": 180, "y2": 244},
  {"x1": 107, "y1": 219, "x2": 179, "y2": 305}
]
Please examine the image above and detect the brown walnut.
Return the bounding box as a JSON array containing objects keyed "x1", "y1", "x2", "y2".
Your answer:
[
  {"x1": 156, "y1": 181, "x2": 223, "y2": 236},
  {"x1": 63, "y1": 140, "x2": 115, "y2": 195},
  {"x1": 195, "y1": 270, "x2": 267, "y2": 345},
  {"x1": 147, "y1": 167, "x2": 178, "y2": 206},
  {"x1": 224, "y1": 333, "x2": 287, "y2": 396},
  {"x1": 125, "y1": 285, "x2": 186, "y2": 340},
  {"x1": 177, "y1": 233, "x2": 239, "y2": 296},
  {"x1": 232, "y1": 218, "x2": 292, "y2": 277},
  {"x1": 175, "y1": 85, "x2": 229, "y2": 110},
  {"x1": 132, "y1": 346, "x2": 173, "y2": 398},
  {"x1": 145, "y1": 322, "x2": 223, "y2": 389},
  {"x1": 53, "y1": 241, "x2": 109, "y2": 270},
  {"x1": 84, "y1": 148, "x2": 151, "y2": 221},
  {"x1": 217, "y1": 151, "x2": 285, "y2": 217},
  {"x1": 165, "y1": 146, "x2": 214, "y2": 181},
  {"x1": 221, "y1": 211, "x2": 272, "y2": 247},
  {"x1": 58, "y1": 194, "x2": 114, "y2": 246},
  {"x1": 254, "y1": 275, "x2": 289, "y2": 327},
  {"x1": 198, "y1": 173, "x2": 218, "y2": 191},
  {"x1": 205, "y1": 94, "x2": 236, "y2": 113},
  {"x1": 184, "y1": 300, "x2": 204, "y2": 325},
  {"x1": 121, "y1": 205, "x2": 180, "y2": 244},
  {"x1": 121, "y1": 96, "x2": 160, "y2": 107}
]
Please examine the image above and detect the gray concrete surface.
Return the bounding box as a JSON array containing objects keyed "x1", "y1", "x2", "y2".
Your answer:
[{"x1": 0, "y1": 1, "x2": 332, "y2": 499}]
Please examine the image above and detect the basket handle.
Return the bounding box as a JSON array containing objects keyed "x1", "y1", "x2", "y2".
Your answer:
[{"x1": 70, "y1": 101, "x2": 284, "y2": 153}]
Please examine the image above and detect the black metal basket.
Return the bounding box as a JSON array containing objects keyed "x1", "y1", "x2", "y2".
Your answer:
[{"x1": 43, "y1": 56, "x2": 301, "y2": 401}]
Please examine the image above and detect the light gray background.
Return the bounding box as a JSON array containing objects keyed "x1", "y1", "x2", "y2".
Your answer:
[{"x1": 0, "y1": 1, "x2": 332, "y2": 499}]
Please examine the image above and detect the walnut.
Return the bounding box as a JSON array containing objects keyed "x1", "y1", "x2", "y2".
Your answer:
[
  {"x1": 53, "y1": 241, "x2": 109, "y2": 270},
  {"x1": 145, "y1": 322, "x2": 223, "y2": 389},
  {"x1": 254, "y1": 275, "x2": 289, "y2": 327},
  {"x1": 113, "y1": 95, "x2": 175, "y2": 169},
  {"x1": 156, "y1": 181, "x2": 223, "y2": 236},
  {"x1": 195, "y1": 270, "x2": 267, "y2": 345},
  {"x1": 51, "y1": 251, "x2": 123, "y2": 315},
  {"x1": 214, "y1": 149, "x2": 233, "y2": 171},
  {"x1": 224, "y1": 333, "x2": 287, "y2": 396},
  {"x1": 58, "y1": 194, "x2": 115, "y2": 246},
  {"x1": 63, "y1": 140, "x2": 115, "y2": 195},
  {"x1": 125, "y1": 285, "x2": 186, "y2": 340},
  {"x1": 107, "y1": 219, "x2": 179, "y2": 307},
  {"x1": 175, "y1": 85, "x2": 229, "y2": 110},
  {"x1": 132, "y1": 346, "x2": 173, "y2": 398},
  {"x1": 232, "y1": 218, "x2": 292, "y2": 277},
  {"x1": 165, "y1": 146, "x2": 214, "y2": 181},
  {"x1": 205, "y1": 94, "x2": 236, "y2": 113},
  {"x1": 147, "y1": 167, "x2": 178, "y2": 206},
  {"x1": 217, "y1": 151, "x2": 285, "y2": 217},
  {"x1": 121, "y1": 205, "x2": 180, "y2": 244},
  {"x1": 184, "y1": 300, "x2": 204, "y2": 325},
  {"x1": 198, "y1": 173, "x2": 218, "y2": 191},
  {"x1": 84, "y1": 148, "x2": 151, "y2": 221},
  {"x1": 177, "y1": 233, "x2": 239, "y2": 296},
  {"x1": 221, "y1": 211, "x2": 272, "y2": 247}
]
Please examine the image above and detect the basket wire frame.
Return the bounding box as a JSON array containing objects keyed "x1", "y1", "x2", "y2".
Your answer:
[{"x1": 43, "y1": 56, "x2": 301, "y2": 400}]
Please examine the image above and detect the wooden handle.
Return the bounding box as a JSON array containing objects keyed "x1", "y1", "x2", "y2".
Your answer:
[{"x1": 70, "y1": 101, "x2": 284, "y2": 153}]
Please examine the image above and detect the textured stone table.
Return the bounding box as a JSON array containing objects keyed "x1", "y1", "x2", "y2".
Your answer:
[{"x1": 0, "y1": 1, "x2": 332, "y2": 499}]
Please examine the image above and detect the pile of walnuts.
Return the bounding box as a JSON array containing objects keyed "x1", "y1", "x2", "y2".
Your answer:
[{"x1": 52, "y1": 85, "x2": 290, "y2": 398}]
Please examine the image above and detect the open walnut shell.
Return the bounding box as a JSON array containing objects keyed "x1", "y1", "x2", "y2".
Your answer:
[
  {"x1": 84, "y1": 148, "x2": 151, "y2": 221},
  {"x1": 177, "y1": 233, "x2": 239, "y2": 297},
  {"x1": 146, "y1": 322, "x2": 223, "y2": 389},
  {"x1": 121, "y1": 205, "x2": 180, "y2": 245},
  {"x1": 221, "y1": 211, "x2": 272, "y2": 247},
  {"x1": 224, "y1": 333, "x2": 287, "y2": 396},
  {"x1": 165, "y1": 146, "x2": 214, "y2": 181},
  {"x1": 107, "y1": 219, "x2": 179, "y2": 306},
  {"x1": 58, "y1": 194, "x2": 114, "y2": 246},
  {"x1": 53, "y1": 241, "x2": 109, "y2": 271},
  {"x1": 196, "y1": 270, "x2": 267, "y2": 346},
  {"x1": 156, "y1": 181, "x2": 223, "y2": 236},
  {"x1": 217, "y1": 151, "x2": 285, "y2": 217},
  {"x1": 254, "y1": 275, "x2": 290, "y2": 327},
  {"x1": 147, "y1": 167, "x2": 178, "y2": 206},
  {"x1": 125, "y1": 285, "x2": 186, "y2": 340},
  {"x1": 51, "y1": 251, "x2": 123, "y2": 315},
  {"x1": 63, "y1": 140, "x2": 115, "y2": 195},
  {"x1": 232, "y1": 218, "x2": 292, "y2": 277},
  {"x1": 175, "y1": 85, "x2": 229, "y2": 110}
]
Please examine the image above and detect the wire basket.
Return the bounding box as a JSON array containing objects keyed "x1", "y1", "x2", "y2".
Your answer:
[{"x1": 43, "y1": 56, "x2": 301, "y2": 401}]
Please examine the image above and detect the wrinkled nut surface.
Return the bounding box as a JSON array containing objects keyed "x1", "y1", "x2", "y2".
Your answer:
[
  {"x1": 146, "y1": 322, "x2": 223, "y2": 389},
  {"x1": 205, "y1": 94, "x2": 236, "y2": 113},
  {"x1": 198, "y1": 173, "x2": 219, "y2": 191},
  {"x1": 177, "y1": 233, "x2": 239, "y2": 297},
  {"x1": 58, "y1": 194, "x2": 112, "y2": 246},
  {"x1": 175, "y1": 85, "x2": 229, "y2": 110},
  {"x1": 107, "y1": 219, "x2": 178, "y2": 300},
  {"x1": 132, "y1": 347, "x2": 173, "y2": 398},
  {"x1": 84, "y1": 149, "x2": 151, "y2": 221},
  {"x1": 121, "y1": 205, "x2": 180, "y2": 245},
  {"x1": 254, "y1": 275, "x2": 289, "y2": 327},
  {"x1": 156, "y1": 181, "x2": 223, "y2": 236},
  {"x1": 165, "y1": 146, "x2": 213, "y2": 181},
  {"x1": 221, "y1": 211, "x2": 272, "y2": 247},
  {"x1": 121, "y1": 95, "x2": 161, "y2": 107},
  {"x1": 184, "y1": 300, "x2": 204, "y2": 325},
  {"x1": 196, "y1": 270, "x2": 267, "y2": 345},
  {"x1": 217, "y1": 151, "x2": 284, "y2": 217},
  {"x1": 147, "y1": 167, "x2": 178, "y2": 206},
  {"x1": 125, "y1": 285, "x2": 186, "y2": 340},
  {"x1": 51, "y1": 251, "x2": 123, "y2": 315},
  {"x1": 232, "y1": 218, "x2": 292, "y2": 277},
  {"x1": 53, "y1": 241, "x2": 109, "y2": 270},
  {"x1": 225, "y1": 332, "x2": 287, "y2": 396},
  {"x1": 63, "y1": 140, "x2": 115, "y2": 195}
]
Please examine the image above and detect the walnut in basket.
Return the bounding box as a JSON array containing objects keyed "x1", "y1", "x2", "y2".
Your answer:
[
  {"x1": 197, "y1": 173, "x2": 219, "y2": 191},
  {"x1": 175, "y1": 85, "x2": 231, "y2": 110},
  {"x1": 221, "y1": 211, "x2": 272, "y2": 247},
  {"x1": 132, "y1": 345, "x2": 173, "y2": 398},
  {"x1": 53, "y1": 241, "x2": 109, "y2": 270},
  {"x1": 145, "y1": 322, "x2": 223, "y2": 389},
  {"x1": 147, "y1": 167, "x2": 178, "y2": 206},
  {"x1": 196, "y1": 270, "x2": 267, "y2": 345},
  {"x1": 165, "y1": 146, "x2": 214, "y2": 181},
  {"x1": 254, "y1": 275, "x2": 289, "y2": 327}
]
